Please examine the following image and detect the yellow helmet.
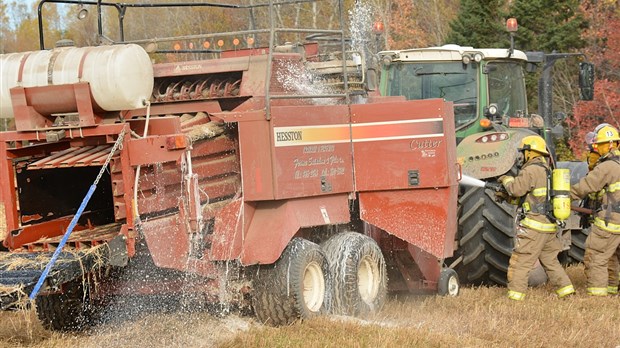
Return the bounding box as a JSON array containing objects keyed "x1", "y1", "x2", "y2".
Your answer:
[
  {"x1": 594, "y1": 125, "x2": 620, "y2": 144},
  {"x1": 519, "y1": 135, "x2": 549, "y2": 156}
]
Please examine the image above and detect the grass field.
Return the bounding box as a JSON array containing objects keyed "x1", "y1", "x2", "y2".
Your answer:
[{"x1": 1, "y1": 265, "x2": 619, "y2": 348}]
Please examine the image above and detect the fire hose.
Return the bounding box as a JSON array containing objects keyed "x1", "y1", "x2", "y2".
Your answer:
[{"x1": 29, "y1": 129, "x2": 127, "y2": 300}]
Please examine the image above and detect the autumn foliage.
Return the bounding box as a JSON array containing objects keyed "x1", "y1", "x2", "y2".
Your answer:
[{"x1": 567, "y1": 1, "x2": 620, "y2": 158}]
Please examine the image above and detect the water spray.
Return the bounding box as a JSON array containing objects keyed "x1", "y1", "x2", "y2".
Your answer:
[
  {"x1": 460, "y1": 175, "x2": 486, "y2": 188},
  {"x1": 461, "y1": 174, "x2": 507, "y2": 194}
]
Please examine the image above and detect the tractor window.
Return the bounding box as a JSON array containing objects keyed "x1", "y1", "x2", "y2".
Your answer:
[
  {"x1": 384, "y1": 62, "x2": 478, "y2": 127},
  {"x1": 487, "y1": 62, "x2": 527, "y2": 118}
]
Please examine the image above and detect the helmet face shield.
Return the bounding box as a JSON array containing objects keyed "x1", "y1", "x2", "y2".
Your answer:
[{"x1": 585, "y1": 131, "x2": 596, "y2": 151}]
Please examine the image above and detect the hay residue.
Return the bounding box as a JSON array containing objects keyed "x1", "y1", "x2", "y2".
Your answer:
[{"x1": 186, "y1": 122, "x2": 225, "y2": 142}]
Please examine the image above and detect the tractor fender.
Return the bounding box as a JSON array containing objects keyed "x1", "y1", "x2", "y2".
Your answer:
[{"x1": 457, "y1": 129, "x2": 537, "y2": 179}]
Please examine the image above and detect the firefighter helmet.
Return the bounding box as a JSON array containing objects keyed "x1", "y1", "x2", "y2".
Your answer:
[
  {"x1": 594, "y1": 125, "x2": 620, "y2": 144},
  {"x1": 518, "y1": 135, "x2": 549, "y2": 156}
]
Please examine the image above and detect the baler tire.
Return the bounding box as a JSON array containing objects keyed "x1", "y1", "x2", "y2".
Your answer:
[
  {"x1": 251, "y1": 238, "x2": 330, "y2": 326},
  {"x1": 437, "y1": 268, "x2": 460, "y2": 296},
  {"x1": 35, "y1": 280, "x2": 92, "y2": 332},
  {"x1": 321, "y1": 232, "x2": 387, "y2": 316}
]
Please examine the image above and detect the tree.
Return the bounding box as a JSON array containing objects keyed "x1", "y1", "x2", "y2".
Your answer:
[
  {"x1": 567, "y1": 0, "x2": 620, "y2": 158},
  {"x1": 509, "y1": 0, "x2": 587, "y2": 52},
  {"x1": 444, "y1": 0, "x2": 509, "y2": 47},
  {"x1": 507, "y1": 0, "x2": 589, "y2": 160}
]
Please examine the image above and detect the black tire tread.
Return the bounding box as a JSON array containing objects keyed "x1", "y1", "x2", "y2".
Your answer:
[
  {"x1": 452, "y1": 186, "x2": 516, "y2": 286},
  {"x1": 36, "y1": 280, "x2": 91, "y2": 332},
  {"x1": 322, "y1": 232, "x2": 387, "y2": 316},
  {"x1": 252, "y1": 238, "x2": 330, "y2": 326}
]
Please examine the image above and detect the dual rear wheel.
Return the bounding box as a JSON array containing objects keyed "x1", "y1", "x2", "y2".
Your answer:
[
  {"x1": 252, "y1": 233, "x2": 388, "y2": 325},
  {"x1": 252, "y1": 232, "x2": 460, "y2": 325}
]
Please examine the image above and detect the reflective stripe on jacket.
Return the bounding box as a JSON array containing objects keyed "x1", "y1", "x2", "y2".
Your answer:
[
  {"x1": 503, "y1": 157, "x2": 555, "y2": 232},
  {"x1": 571, "y1": 151, "x2": 620, "y2": 226}
]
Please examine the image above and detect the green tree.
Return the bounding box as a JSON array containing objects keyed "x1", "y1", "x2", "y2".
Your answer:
[
  {"x1": 444, "y1": 0, "x2": 509, "y2": 47},
  {"x1": 508, "y1": 0, "x2": 587, "y2": 52},
  {"x1": 507, "y1": 0, "x2": 589, "y2": 160}
]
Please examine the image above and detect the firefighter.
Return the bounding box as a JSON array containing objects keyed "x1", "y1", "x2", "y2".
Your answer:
[
  {"x1": 500, "y1": 135, "x2": 575, "y2": 301},
  {"x1": 582, "y1": 126, "x2": 620, "y2": 294},
  {"x1": 585, "y1": 131, "x2": 599, "y2": 170},
  {"x1": 571, "y1": 124, "x2": 620, "y2": 296}
]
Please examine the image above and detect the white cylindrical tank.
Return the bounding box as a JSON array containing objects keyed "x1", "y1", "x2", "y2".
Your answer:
[{"x1": 0, "y1": 44, "x2": 153, "y2": 119}]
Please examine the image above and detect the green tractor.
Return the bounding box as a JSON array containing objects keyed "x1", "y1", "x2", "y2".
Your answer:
[{"x1": 376, "y1": 27, "x2": 594, "y2": 286}]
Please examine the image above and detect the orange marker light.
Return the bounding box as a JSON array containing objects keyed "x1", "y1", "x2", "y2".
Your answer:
[
  {"x1": 233, "y1": 38, "x2": 240, "y2": 46},
  {"x1": 247, "y1": 37, "x2": 255, "y2": 46},
  {"x1": 203, "y1": 41, "x2": 210, "y2": 49},
  {"x1": 173, "y1": 42, "x2": 181, "y2": 51},
  {"x1": 506, "y1": 18, "x2": 518, "y2": 32},
  {"x1": 480, "y1": 118, "x2": 492, "y2": 128},
  {"x1": 217, "y1": 40, "x2": 224, "y2": 47},
  {"x1": 373, "y1": 21, "x2": 384, "y2": 34}
]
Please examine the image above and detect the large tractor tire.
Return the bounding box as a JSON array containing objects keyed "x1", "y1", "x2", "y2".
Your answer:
[
  {"x1": 35, "y1": 280, "x2": 93, "y2": 331},
  {"x1": 321, "y1": 232, "x2": 387, "y2": 316},
  {"x1": 252, "y1": 237, "x2": 331, "y2": 326},
  {"x1": 452, "y1": 185, "x2": 515, "y2": 286},
  {"x1": 567, "y1": 227, "x2": 589, "y2": 264},
  {"x1": 453, "y1": 185, "x2": 548, "y2": 286}
]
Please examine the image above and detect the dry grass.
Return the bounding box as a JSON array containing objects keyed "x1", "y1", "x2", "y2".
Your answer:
[{"x1": 1, "y1": 265, "x2": 619, "y2": 348}]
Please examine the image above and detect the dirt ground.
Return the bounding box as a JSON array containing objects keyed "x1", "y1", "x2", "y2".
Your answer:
[{"x1": 1, "y1": 265, "x2": 619, "y2": 348}]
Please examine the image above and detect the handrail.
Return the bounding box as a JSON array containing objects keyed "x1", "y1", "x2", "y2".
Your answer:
[{"x1": 37, "y1": 0, "x2": 356, "y2": 120}]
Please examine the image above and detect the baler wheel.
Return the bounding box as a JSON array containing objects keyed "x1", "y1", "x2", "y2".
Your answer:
[
  {"x1": 252, "y1": 238, "x2": 331, "y2": 326},
  {"x1": 321, "y1": 232, "x2": 386, "y2": 316},
  {"x1": 35, "y1": 280, "x2": 93, "y2": 332},
  {"x1": 438, "y1": 268, "x2": 459, "y2": 296}
]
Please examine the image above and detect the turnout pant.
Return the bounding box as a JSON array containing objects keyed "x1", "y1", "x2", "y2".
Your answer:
[
  {"x1": 508, "y1": 227, "x2": 572, "y2": 294},
  {"x1": 608, "y1": 248, "x2": 620, "y2": 293},
  {"x1": 585, "y1": 225, "x2": 620, "y2": 295}
]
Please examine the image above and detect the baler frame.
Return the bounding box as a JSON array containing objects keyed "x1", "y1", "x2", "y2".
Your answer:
[{"x1": 0, "y1": 0, "x2": 461, "y2": 329}]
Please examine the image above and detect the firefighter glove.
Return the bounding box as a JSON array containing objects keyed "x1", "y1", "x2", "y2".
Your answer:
[{"x1": 499, "y1": 175, "x2": 514, "y2": 188}]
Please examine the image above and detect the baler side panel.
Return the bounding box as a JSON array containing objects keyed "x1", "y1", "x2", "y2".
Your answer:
[
  {"x1": 239, "y1": 194, "x2": 350, "y2": 265},
  {"x1": 352, "y1": 99, "x2": 456, "y2": 191},
  {"x1": 359, "y1": 187, "x2": 458, "y2": 259},
  {"x1": 0, "y1": 141, "x2": 17, "y2": 239},
  {"x1": 140, "y1": 214, "x2": 190, "y2": 270},
  {"x1": 270, "y1": 104, "x2": 354, "y2": 200},
  {"x1": 238, "y1": 120, "x2": 275, "y2": 201},
  {"x1": 355, "y1": 98, "x2": 459, "y2": 259}
]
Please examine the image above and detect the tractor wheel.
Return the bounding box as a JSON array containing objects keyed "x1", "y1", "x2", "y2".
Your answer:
[
  {"x1": 252, "y1": 237, "x2": 331, "y2": 326},
  {"x1": 35, "y1": 280, "x2": 92, "y2": 332},
  {"x1": 564, "y1": 227, "x2": 589, "y2": 264},
  {"x1": 438, "y1": 268, "x2": 460, "y2": 296},
  {"x1": 451, "y1": 185, "x2": 515, "y2": 286},
  {"x1": 321, "y1": 232, "x2": 386, "y2": 316},
  {"x1": 451, "y1": 185, "x2": 548, "y2": 287}
]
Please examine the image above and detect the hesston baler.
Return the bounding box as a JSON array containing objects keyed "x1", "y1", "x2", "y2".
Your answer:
[{"x1": 0, "y1": 0, "x2": 459, "y2": 330}]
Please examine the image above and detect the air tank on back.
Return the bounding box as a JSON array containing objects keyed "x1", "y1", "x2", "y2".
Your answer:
[{"x1": 0, "y1": 43, "x2": 153, "y2": 119}]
